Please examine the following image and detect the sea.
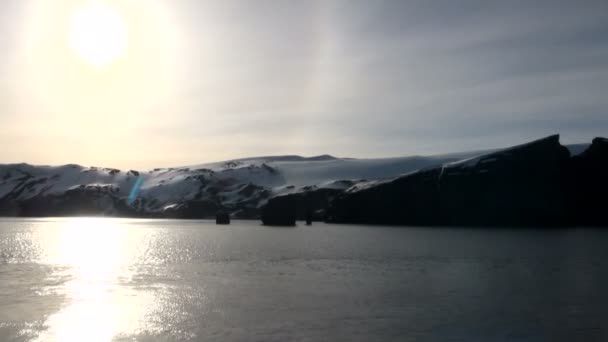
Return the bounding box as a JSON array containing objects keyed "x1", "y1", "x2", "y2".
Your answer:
[{"x1": 1, "y1": 218, "x2": 607, "y2": 341}]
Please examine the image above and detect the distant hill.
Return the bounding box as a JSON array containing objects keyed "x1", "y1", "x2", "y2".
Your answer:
[{"x1": 0, "y1": 142, "x2": 593, "y2": 219}]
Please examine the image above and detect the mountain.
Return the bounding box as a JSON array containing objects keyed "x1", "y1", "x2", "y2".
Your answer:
[
  {"x1": 321, "y1": 136, "x2": 606, "y2": 226},
  {"x1": 0, "y1": 141, "x2": 595, "y2": 220},
  {"x1": 0, "y1": 151, "x2": 484, "y2": 218}
]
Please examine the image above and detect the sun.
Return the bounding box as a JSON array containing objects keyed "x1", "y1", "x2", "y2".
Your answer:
[{"x1": 69, "y1": 2, "x2": 128, "y2": 67}]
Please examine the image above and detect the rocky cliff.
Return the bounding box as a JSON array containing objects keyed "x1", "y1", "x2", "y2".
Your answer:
[{"x1": 323, "y1": 135, "x2": 605, "y2": 226}]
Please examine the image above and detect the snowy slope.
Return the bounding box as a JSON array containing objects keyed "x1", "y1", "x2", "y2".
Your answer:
[
  {"x1": 188, "y1": 152, "x2": 487, "y2": 188},
  {"x1": 0, "y1": 143, "x2": 589, "y2": 216}
]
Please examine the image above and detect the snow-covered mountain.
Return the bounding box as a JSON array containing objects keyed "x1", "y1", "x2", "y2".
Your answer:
[{"x1": 0, "y1": 143, "x2": 589, "y2": 218}]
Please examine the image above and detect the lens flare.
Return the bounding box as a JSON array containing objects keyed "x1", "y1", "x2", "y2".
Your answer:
[{"x1": 128, "y1": 176, "x2": 144, "y2": 205}]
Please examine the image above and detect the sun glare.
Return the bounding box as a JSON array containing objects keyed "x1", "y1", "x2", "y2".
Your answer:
[
  {"x1": 34, "y1": 218, "x2": 154, "y2": 341},
  {"x1": 20, "y1": 0, "x2": 180, "y2": 162},
  {"x1": 69, "y1": 2, "x2": 128, "y2": 67}
]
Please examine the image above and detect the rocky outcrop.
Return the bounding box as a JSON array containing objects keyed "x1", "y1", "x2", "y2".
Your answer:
[
  {"x1": 161, "y1": 200, "x2": 221, "y2": 219},
  {"x1": 438, "y1": 135, "x2": 570, "y2": 225},
  {"x1": 258, "y1": 186, "x2": 345, "y2": 224},
  {"x1": 0, "y1": 199, "x2": 20, "y2": 216},
  {"x1": 325, "y1": 168, "x2": 442, "y2": 225},
  {"x1": 326, "y1": 135, "x2": 599, "y2": 226},
  {"x1": 566, "y1": 137, "x2": 608, "y2": 225},
  {"x1": 216, "y1": 211, "x2": 230, "y2": 224},
  {"x1": 261, "y1": 195, "x2": 297, "y2": 226}
]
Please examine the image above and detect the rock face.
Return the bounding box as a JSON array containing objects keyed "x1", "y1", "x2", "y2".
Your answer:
[
  {"x1": 326, "y1": 135, "x2": 594, "y2": 226},
  {"x1": 161, "y1": 200, "x2": 220, "y2": 219},
  {"x1": 566, "y1": 137, "x2": 608, "y2": 225},
  {"x1": 438, "y1": 135, "x2": 570, "y2": 225},
  {"x1": 258, "y1": 187, "x2": 344, "y2": 225},
  {"x1": 216, "y1": 212, "x2": 230, "y2": 224},
  {"x1": 325, "y1": 168, "x2": 442, "y2": 225},
  {"x1": 261, "y1": 195, "x2": 296, "y2": 226}
]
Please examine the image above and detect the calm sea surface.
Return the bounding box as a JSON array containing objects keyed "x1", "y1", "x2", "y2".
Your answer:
[{"x1": 0, "y1": 218, "x2": 607, "y2": 341}]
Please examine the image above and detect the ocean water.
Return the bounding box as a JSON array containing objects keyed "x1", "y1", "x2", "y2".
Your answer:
[{"x1": 0, "y1": 218, "x2": 607, "y2": 342}]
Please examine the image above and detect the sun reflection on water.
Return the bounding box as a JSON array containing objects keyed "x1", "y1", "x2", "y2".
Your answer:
[{"x1": 34, "y1": 218, "x2": 156, "y2": 342}]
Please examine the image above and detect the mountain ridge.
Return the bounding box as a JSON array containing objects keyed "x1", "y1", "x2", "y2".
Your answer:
[{"x1": 0, "y1": 141, "x2": 594, "y2": 219}]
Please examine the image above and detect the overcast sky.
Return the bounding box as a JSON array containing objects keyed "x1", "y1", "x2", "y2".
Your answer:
[{"x1": 1, "y1": 0, "x2": 607, "y2": 169}]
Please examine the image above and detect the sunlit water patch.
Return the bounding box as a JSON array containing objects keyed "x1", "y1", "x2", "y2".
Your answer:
[{"x1": 1, "y1": 218, "x2": 608, "y2": 341}]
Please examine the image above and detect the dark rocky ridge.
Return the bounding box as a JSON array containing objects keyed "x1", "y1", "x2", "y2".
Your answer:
[
  {"x1": 566, "y1": 137, "x2": 608, "y2": 225},
  {"x1": 321, "y1": 167, "x2": 443, "y2": 225},
  {"x1": 261, "y1": 196, "x2": 297, "y2": 226},
  {"x1": 261, "y1": 187, "x2": 344, "y2": 224},
  {"x1": 321, "y1": 135, "x2": 607, "y2": 226},
  {"x1": 1, "y1": 136, "x2": 606, "y2": 226}
]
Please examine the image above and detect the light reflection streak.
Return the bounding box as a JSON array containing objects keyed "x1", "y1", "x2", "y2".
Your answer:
[{"x1": 33, "y1": 218, "x2": 155, "y2": 342}]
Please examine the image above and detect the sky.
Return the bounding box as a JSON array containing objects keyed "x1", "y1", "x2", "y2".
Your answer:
[{"x1": 0, "y1": 0, "x2": 607, "y2": 169}]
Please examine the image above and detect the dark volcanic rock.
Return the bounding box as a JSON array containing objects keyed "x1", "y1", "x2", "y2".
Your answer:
[
  {"x1": 231, "y1": 207, "x2": 261, "y2": 219},
  {"x1": 261, "y1": 195, "x2": 296, "y2": 226},
  {"x1": 238, "y1": 183, "x2": 264, "y2": 197},
  {"x1": 104, "y1": 168, "x2": 120, "y2": 175},
  {"x1": 439, "y1": 134, "x2": 570, "y2": 225},
  {"x1": 162, "y1": 200, "x2": 220, "y2": 219},
  {"x1": 17, "y1": 186, "x2": 122, "y2": 217},
  {"x1": 326, "y1": 135, "x2": 573, "y2": 226},
  {"x1": 326, "y1": 167, "x2": 442, "y2": 225},
  {"x1": 260, "y1": 188, "x2": 343, "y2": 224},
  {"x1": 216, "y1": 212, "x2": 230, "y2": 224},
  {"x1": 566, "y1": 137, "x2": 608, "y2": 225},
  {"x1": 296, "y1": 188, "x2": 343, "y2": 220},
  {"x1": 0, "y1": 199, "x2": 20, "y2": 216}
]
